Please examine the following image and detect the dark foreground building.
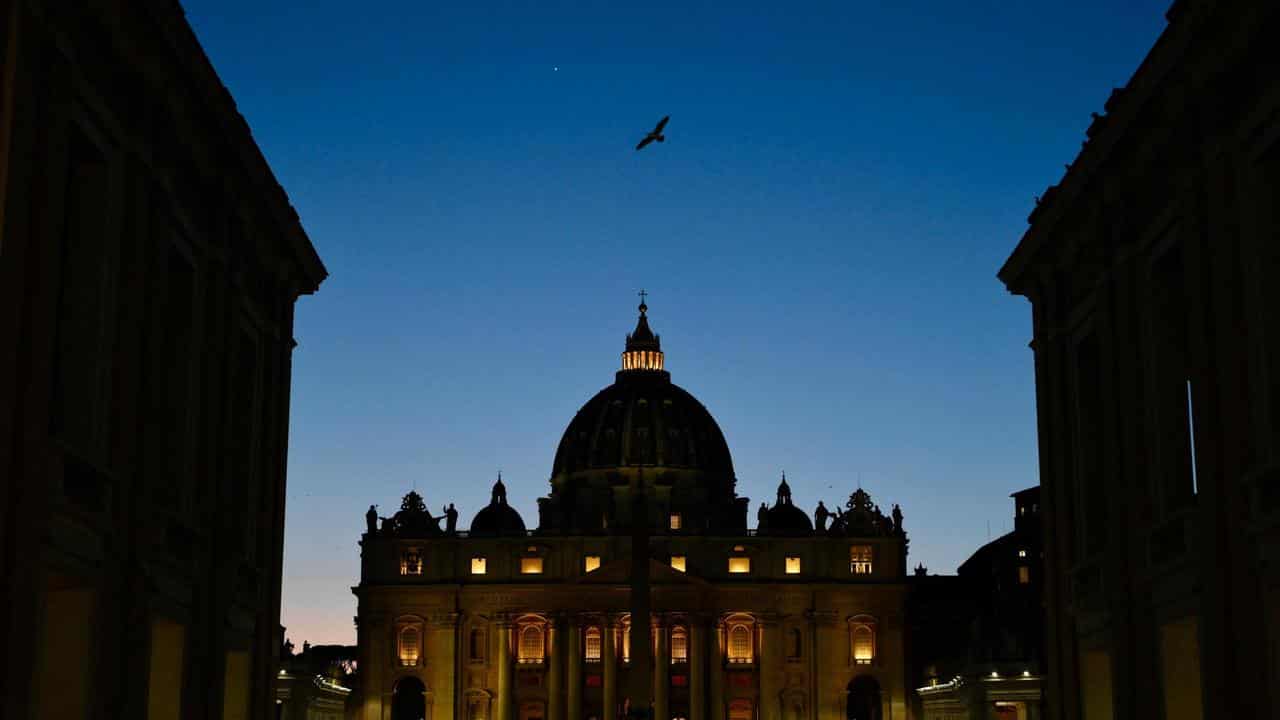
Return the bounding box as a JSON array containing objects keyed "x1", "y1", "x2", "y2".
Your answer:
[
  {"x1": 0, "y1": 2, "x2": 326, "y2": 719},
  {"x1": 999, "y1": 1, "x2": 1280, "y2": 718}
]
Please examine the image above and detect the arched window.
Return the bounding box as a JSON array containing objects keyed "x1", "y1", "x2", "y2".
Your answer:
[
  {"x1": 788, "y1": 628, "x2": 802, "y2": 659},
  {"x1": 469, "y1": 628, "x2": 485, "y2": 661},
  {"x1": 585, "y1": 626, "x2": 602, "y2": 662},
  {"x1": 671, "y1": 626, "x2": 688, "y2": 663},
  {"x1": 849, "y1": 618, "x2": 875, "y2": 665},
  {"x1": 727, "y1": 624, "x2": 753, "y2": 664},
  {"x1": 518, "y1": 625, "x2": 545, "y2": 664},
  {"x1": 398, "y1": 625, "x2": 421, "y2": 666}
]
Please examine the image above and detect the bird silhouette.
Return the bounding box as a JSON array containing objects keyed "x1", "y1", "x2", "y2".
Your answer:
[{"x1": 635, "y1": 115, "x2": 669, "y2": 151}]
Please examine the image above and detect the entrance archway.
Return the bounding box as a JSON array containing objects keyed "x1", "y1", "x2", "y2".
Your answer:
[
  {"x1": 845, "y1": 676, "x2": 880, "y2": 720},
  {"x1": 392, "y1": 676, "x2": 427, "y2": 720}
]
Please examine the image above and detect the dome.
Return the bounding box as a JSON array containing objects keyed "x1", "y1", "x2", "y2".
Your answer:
[
  {"x1": 469, "y1": 476, "x2": 527, "y2": 536},
  {"x1": 760, "y1": 475, "x2": 814, "y2": 535},
  {"x1": 551, "y1": 374, "x2": 734, "y2": 477},
  {"x1": 553, "y1": 298, "x2": 732, "y2": 476},
  {"x1": 538, "y1": 300, "x2": 747, "y2": 535}
]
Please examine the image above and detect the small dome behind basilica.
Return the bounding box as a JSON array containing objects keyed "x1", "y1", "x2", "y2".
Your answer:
[
  {"x1": 759, "y1": 474, "x2": 814, "y2": 535},
  {"x1": 470, "y1": 475, "x2": 527, "y2": 536}
]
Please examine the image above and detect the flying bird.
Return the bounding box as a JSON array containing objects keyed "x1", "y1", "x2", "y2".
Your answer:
[{"x1": 635, "y1": 115, "x2": 669, "y2": 151}]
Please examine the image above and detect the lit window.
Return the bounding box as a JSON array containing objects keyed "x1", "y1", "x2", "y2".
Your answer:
[
  {"x1": 471, "y1": 557, "x2": 487, "y2": 575},
  {"x1": 669, "y1": 513, "x2": 682, "y2": 530},
  {"x1": 671, "y1": 626, "x2": 688, "y2": 663},
  {"x1": 727, "y1": 624, "x2": 753, "y2": 663},
  {"x1": 733, "y1": 545, "x2": 745, "y2": 552},
  {"x1": 849, "y1": 545, "x2": 873, "y2": 575},
  {"x1": 851, "y1": 623, "x2": 874, "y2": 664},
  {"x1": 400, "y1": 549, "x2": 422, "y2": 576},
  {"x1": 728, "y1": 557, "x2": 751, "y2": 574},
  {"x1": 398, "y1": 626, "x2": 421, "y2": 666},
  {"x1": 585, "y1": 627, "x2": 602, "y2": 662},
  {"x1": 622, "y1": 624, "x2": 631, "y2": 663},
  {"x1": 521, "y1": 557, "x2": 543, "y2": 575},
  {"x1": 1018, "y1": 566, "x2": 1030, "y2": 584},
  {"x1": 785, "y1": 556, "x2": 801, "y2": 575},
  {"x1": 584, "y1": 555, "x2": 601, "y2": 573},
  {"x1": 518, "y1": 625, "x2": 544, "y2": 663},
  {"x1": 1018, "y1": 549, "x2": 1027, "y2": 558},
  {"x1": 670, "y1": 555, "x2": 687, "y2": 572}
]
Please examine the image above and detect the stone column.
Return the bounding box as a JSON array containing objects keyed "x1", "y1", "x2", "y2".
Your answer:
[
  {"x1": 655, "y1": 616, "x2": 670, "y2": 720},
  {"x1": 758, "y1": 617, "x2": 781, "y2": 720},
  {"x1": 432, "y1": 613, "x2": 461, "y2": 720},
  {"x1": 568, "y1": 617, "x2": 583, "y2": 720},
  {"x1": 689, "y1": 619, "x2": 708, "y2": 720},
  {"x1": 603, "y1": 618, "x2": 618, "y2": 720},
  {"x1": 708, "y1": 618, "x2": 724, "y2": 720},
  {"x1": 549, "y1": 617, "x2": 566, "y2": 720},
  {"x1": 805, "y1": 612, "x2": 836, "y2": 720},
  {"x1": 498, "y1": 619, "x2": 514, "y2": 720}
]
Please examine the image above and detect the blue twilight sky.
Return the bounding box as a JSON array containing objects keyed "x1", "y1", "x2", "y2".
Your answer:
[{"x1": 184, "y1": 0, "x2": 1170, "y2": 645}]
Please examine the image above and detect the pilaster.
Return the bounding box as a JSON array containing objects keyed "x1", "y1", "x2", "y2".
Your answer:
[
  {"x1": 603, "y1": 616, "x2": 618, "y2": 720},
  {"x1": 497, "y1": 618, "x2": 514, "y2": 720},
  {"x1": 654, "y1": 615, "x2": 670, "y2": 720},
  {"x1": 758, "y1": 614, "x2": 781, "y2": 720},
  {"x1": 709, "y1": 617, "x2": 725, "y2": 720},
  {"x1": 567, "y1": 615, "x2": 583, "y2": 720},
  {"x1": 689, "y1": 616, "x2": 708, "y2": 720},
  {"x1": 548, "y1": 616, "x2": 566, "y2": 720}
]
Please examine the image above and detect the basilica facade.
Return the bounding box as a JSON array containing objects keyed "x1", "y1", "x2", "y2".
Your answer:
[{"x1": 354, "y1": 304, "x2": 912, "y2": 720}]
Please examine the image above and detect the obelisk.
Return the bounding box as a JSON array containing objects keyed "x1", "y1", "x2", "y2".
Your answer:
[{"x1": 627, "y1": 471, "x2": 653, "y2": 720}]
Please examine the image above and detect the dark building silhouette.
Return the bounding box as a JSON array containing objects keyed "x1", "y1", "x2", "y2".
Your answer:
[
  {"x1": 910, "y1": 488, "x2": 1045, "y2": 719},
  {"x1": 999, "y1": 2, "x2": 1280, "y2": 717},
  {"x1": 354, "y1": 304, "x2": 914, "y2": 720},
  {"x1": 0, "y1": 2, "x2": 326, "y2": 719}
]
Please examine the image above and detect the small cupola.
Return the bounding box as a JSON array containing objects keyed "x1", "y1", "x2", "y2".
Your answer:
[{"x1": 621, "y1": 292, "x2": 665, "y2": 373}]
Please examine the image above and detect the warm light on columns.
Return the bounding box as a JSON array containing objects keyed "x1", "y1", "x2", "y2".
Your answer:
[{"x1": 621, "y1": 349, "x2": 664, "y2": 371}]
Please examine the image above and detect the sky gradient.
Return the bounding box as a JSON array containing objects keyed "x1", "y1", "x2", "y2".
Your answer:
[{"x1": 184, "y1": 0, "x2": 1171, "y2": 646}]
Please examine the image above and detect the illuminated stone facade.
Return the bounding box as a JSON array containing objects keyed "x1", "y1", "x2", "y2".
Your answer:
[
  {"x1": 0, "y1": 2, "x2": 326, "y2": 718},
  {"x1": 354, "y1": 306, "x2": 911, "y2": 720}
]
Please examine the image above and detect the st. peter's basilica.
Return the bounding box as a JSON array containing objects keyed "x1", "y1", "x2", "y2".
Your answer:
[{"x1": 353, "y1": 302, "x2": 915, "y2": 720}]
